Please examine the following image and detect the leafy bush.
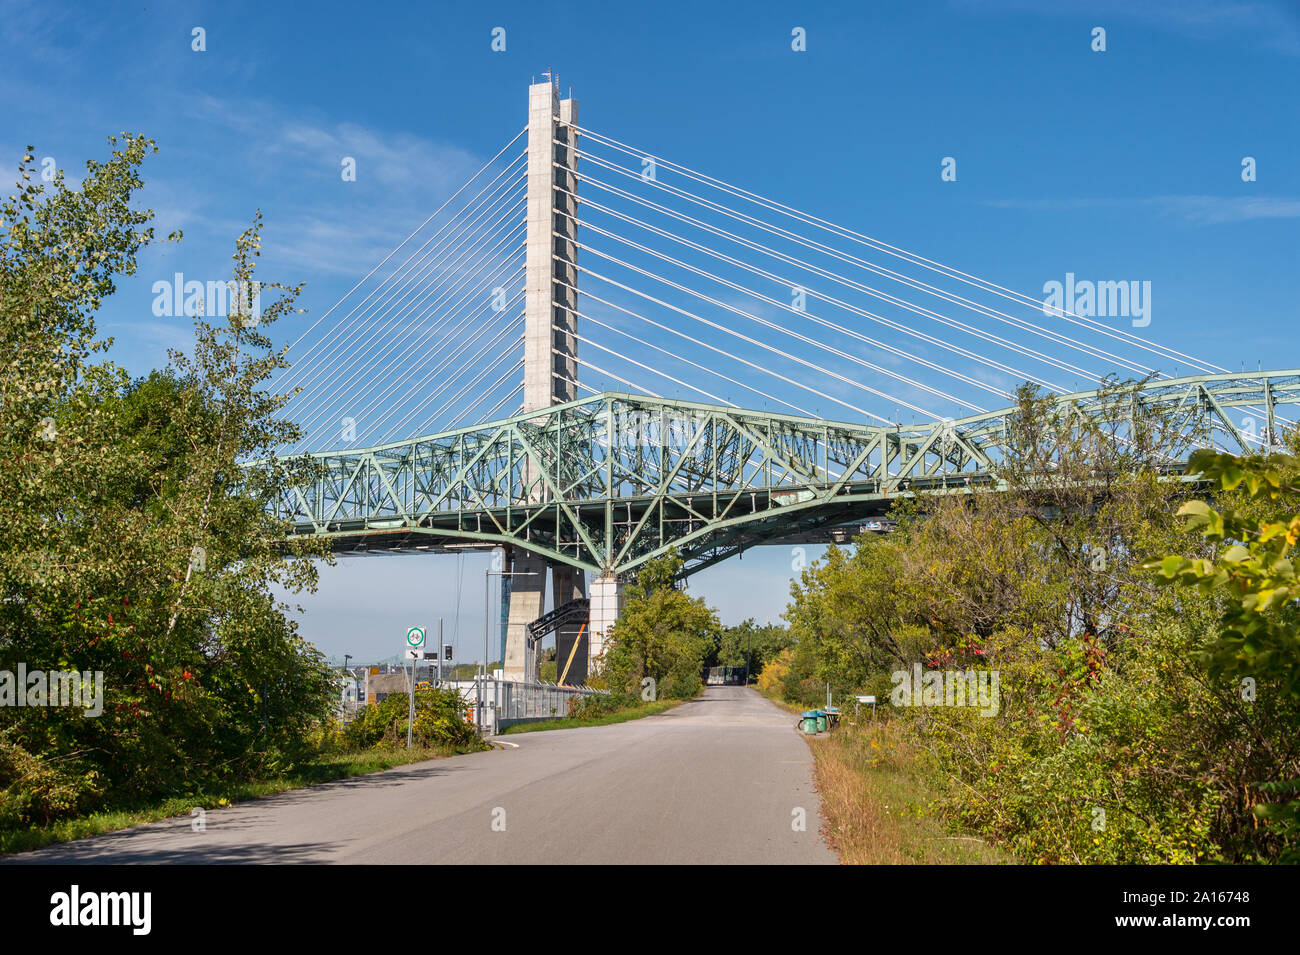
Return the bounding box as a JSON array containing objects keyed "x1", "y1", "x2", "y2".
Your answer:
[
  {"x1": 343, "y1": 688, "x2": 484, "y2": 751},
  {"x1": 660, "y1": 672, "x2": 702, "y2": 701},
  {"x1": 0, "y1": 733, "x2": 104, "y2": 827},
  {"x1": 756, "y1": 648, "x2": 792, "y2": 697}
]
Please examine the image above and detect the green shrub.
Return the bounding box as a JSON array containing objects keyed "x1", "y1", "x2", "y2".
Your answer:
[
  {"x1": 343, "y1": 688, "x2": 483, "y2": 751},
  {"x1": 0, "y1": 732, "x2": 104, "y2": 827},
  {"x1": 566, "y1": 691, "x2": 639, "y2": 720}
]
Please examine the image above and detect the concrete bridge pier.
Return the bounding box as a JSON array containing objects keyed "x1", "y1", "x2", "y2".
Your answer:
[
  {"x1": 501, "y1": 551, "x2": 591, "y2": 683},
  {"x1": 499, "y1": 553, "x2": 622, "y2": 684},
  {"x1": 501, "y1": 549, "x2": 547, "y2": 682},
  {"x1": 588, "y1": 575, "x2": 623, "y2": 672}
]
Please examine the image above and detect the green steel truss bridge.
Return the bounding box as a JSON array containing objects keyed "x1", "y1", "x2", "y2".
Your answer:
[
  {"x1": 268, "y1": 80, "x2": 1297, "y2": 680},
  {"x1": 276, "y1": 373, "x2": 1300, "y2": 578}
]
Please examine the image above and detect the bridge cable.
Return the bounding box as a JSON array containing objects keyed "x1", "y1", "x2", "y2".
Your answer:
[
  {"x1": 551, "y1": 298, "x2": 753, "y2": 408},
  {"x1": 403, "y1": 344, "x2": 526, "y2": 440},
  {"x1": 558, "y1": 167, "x2": 1099, "y2": 387},
  {"x1": 570, "y1": 125, "x2": 1220, "y2": 377},
  {"x1": 286, "y1": 230, "x2": 525, "y2": 450},
  {"x1": 279, "y1": 126, "x2": 525, "y2": 360},
  {"x1": 316, "y1": 268, "x2": 526, "y2": 449},
  {"x1": 286, "y1": 219, "x2": 526, "y2": 448},
  {"x1": 276, "y1": 186, "x2": 525, "y2": 446},
  {"x1": 397, "y1": 330, "x2": 526, "y2": 439},
  {"x1": 568, "y1": 146, "x2": 1159, "y2": 383},
  {"x1": 277, "y1": 172, "x2": 526, "y2": 419},
  {"x1": 568, "y1": 209, "x2": 1035, "y2": 400},
  {"x1": 278, "y1": 141, "x2": 526, "y2": 389},
  {"x1": 448, "y1": 377, "x2": 525, "y2": 431},
  {"x1": 568, "y1": 238, "x2": 984, "y2": 414},
  {"x1": 571, "y1": 261, "x2": 906, "y2": 423},
  {"x1": 550, "y1": 274, "x2": 817, "y2": 417},
  {"x1": 551, "y1": 318, "x2": 739, "y2": 407},
  {"x1": 368, "y1": 303, "x2": 527, "y2": 443},
  {"x1": 576, "y1": 128, "x2": 1297, "y2": 435},
  {"x1": 278, "y1": 171, "x2": 526, "y2": 408},
  {"x1": 361, "y1": 295, "x2": 527, "y2": 446}
]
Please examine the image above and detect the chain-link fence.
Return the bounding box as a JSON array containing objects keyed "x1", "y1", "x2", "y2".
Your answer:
[
  {"x1": 442, "y1": 678, "x2": 607, "y2": 734},
  {"x1": 493, "y1": 679, "x2": 604, "y2": 721}
]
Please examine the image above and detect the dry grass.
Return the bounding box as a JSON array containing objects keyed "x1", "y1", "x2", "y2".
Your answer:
[{"x1": 808, "y1": 718, "x2": 1011, "y2": 864}]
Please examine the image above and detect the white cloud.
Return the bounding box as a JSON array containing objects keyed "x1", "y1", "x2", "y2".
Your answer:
[
  {"x1": 950, "y1": 0, "x2": 1300, "y2": 55},
  {"x1": 981, "y1": 194, "x2": 1300, "y2": 224}
]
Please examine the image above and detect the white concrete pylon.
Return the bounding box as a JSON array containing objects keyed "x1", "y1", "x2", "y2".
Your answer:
[
  {"x1": 587, "y1": 574, "x2": 622, "y2": 670},
  {"x1": 523, "y1": 79, "x2": 578, "y2": 412},
  {"x1": 507, "y1": 79, "x2": 586, "y2": 684}
]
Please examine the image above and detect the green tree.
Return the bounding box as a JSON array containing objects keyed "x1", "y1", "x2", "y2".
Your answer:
[
  {"x1": 0, "y1": 138, "x2": 336, "y2": 822},
  {"x1": 1147, "y1": 448, "x2": 1300, "y2": 859},
  {"x1": 714, "y1": 619, "x2": 792, "y2": 675},
  {"x1": 599, "y1": 551, "x2": 719, "y2": 700}
]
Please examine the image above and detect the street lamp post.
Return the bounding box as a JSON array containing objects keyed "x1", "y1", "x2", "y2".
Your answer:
[{"x1": 480, "y1": 562, "x2": 541, "y2": 736}]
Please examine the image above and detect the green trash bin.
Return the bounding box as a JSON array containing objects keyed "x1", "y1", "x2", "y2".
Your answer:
[
  {"x1": 815, "y1": 709, "x2": 828, "y2": 732},
  {"x1": 801, "y1": 710, "x2": 820, "y2": 734}
]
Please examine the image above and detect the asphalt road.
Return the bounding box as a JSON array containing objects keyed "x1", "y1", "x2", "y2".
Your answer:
[{"x1": 8, "y1": 686, "x2": 837, "y2": 864}]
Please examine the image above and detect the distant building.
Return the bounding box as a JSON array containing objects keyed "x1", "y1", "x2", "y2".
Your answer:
[{"x1": 364, "y1": 669, "x2": 408, "y2": 704}]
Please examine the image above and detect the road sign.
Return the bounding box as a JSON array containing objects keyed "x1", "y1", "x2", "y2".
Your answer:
[
  {"x1": 403, "y1": 627, "x2": 427, "y2": 750},
  {"x1": 856, "y1": 694, "x2": 876, "y2": 704}
]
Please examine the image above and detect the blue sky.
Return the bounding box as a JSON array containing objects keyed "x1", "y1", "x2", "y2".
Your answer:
[{"x1": 4, "y1": 0, "x2": 1298, "y2": 663}]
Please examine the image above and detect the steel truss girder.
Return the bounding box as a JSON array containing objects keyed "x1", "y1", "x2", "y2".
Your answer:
[{"x1": 270, "y1": 371, "x2": 1300, "y2": 577}]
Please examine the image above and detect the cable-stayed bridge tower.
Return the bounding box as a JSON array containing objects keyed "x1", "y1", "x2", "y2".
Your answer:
[{"x1": 503, "y1": 79, "x2": 594, "y2": 682}]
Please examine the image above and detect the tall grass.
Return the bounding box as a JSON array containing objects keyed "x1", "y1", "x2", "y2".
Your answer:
[{"x1": 809, "y1": 718, "x2": 1009, "y2": 864}]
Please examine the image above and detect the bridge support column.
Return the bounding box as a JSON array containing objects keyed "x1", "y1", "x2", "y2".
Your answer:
[
  {"x1": 503, "y1": 549, "x2": 548, "y2": 682},
  {"x1": 587, "y1": 574, "x2": 623, "y2": 675}
]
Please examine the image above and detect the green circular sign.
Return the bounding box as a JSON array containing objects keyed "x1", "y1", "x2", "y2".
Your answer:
[{"x1": 406, "y1": 627, "x2": 425, "y2": 648}]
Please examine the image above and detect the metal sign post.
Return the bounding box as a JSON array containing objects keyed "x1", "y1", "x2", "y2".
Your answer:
[
  {"x1": 436, "y1": 618, "x2": 443, "y2": 686},
  {"x1": 406, "y1": 652, "x2": 416, "y2": 749},
  {"x1": 405, "y1": 627, "x2": 426, "y2": 748}
]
